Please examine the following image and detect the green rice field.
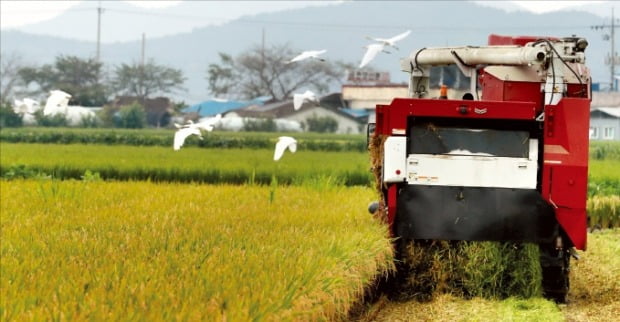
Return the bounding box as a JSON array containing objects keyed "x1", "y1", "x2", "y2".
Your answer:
[{"x1": 0, "y1": 143, "x2": 372, "y2": 185}]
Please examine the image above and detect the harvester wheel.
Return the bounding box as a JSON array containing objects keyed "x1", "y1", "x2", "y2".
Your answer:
[{"x1": 539, "y1": 243, "x2": 571, "y2": 303}]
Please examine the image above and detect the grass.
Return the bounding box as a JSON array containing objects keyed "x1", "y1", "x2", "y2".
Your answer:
[
  {"x1": 360, "y1": 295, "x2": 564, "y2": 322},
  {"x1": 563, "y1": 229, "x2": 620, "y2": 321},
  {"x1": 588, "y1": 195, "x2": 620, "y2": 228},
  {"x1": 0, "y1": 127, "x2": 367, "y2": 151},
  {"x1": 0, "y1": 179, "x2": 393, "y2": 321},
  {"x1": 355, "y1": 229, "x2": 620, "y2": 322},
  {"x1": 0, "y1": 127, "x2": 366, "y2": 141},
  {"x1": 0, "y1": 143, "x2": 373, "y2": 186}
]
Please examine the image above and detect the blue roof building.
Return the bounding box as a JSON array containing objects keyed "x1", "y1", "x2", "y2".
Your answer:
[{"x1": 182, "y1": 96, "x2": 271, "y2": 117}]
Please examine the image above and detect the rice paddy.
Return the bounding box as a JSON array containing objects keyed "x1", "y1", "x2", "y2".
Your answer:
[
  {"x1": 0, "y1": 179, "x2": 393, "y2": 320},
  {"x1": 1, "y1": 131, "x2": 618, "y2": 320},
  {"x1": 0, "y1": 143, "x2": 372, "y2": 185}
]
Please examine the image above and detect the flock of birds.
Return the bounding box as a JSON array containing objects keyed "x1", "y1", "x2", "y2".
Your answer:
[
  {"x1": 173, "y1": 114, "x2": 297, "y2": 161},
  {"x1": 173, "y1": 30, "x2": 412, "y2": 161},
  {"x1": 287, "y1": 29, "x2": 411, "y2": 68}
]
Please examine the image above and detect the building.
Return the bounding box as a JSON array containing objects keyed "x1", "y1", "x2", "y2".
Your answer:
[
  {"x1": 112, "y1": 96, "x2": 174, "y2": 128},
  {"x1": 226, "y1": 98, "x2": 364, "y2": 134},
  {"x1": 341, "y1": 84, "x2": 408, "y2": 111},
  {"x1": 181, "y1": 96, "x2": 271, "y2": 118},
  {"x1": 590, "y1": 107, "x2": 620, "y2": 140},
  {"x1": 341, "y1": 69, "x2": 408, "y2": 112}
]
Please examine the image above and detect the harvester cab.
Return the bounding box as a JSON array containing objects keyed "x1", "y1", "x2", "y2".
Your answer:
[{"x1": 370, "y1": 34, "x2": 591, "y2": 302}]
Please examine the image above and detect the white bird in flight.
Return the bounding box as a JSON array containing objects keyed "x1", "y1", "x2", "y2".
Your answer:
[
  {"x1": 359, "y1": 43, "x2": 389, "y2": 68},
  {"x1": 366, "y1": 30, "x2": 411, "y2": 50},
  {"x1": 174, "y1": 127, "x2": 203, "y2": 151},
  {"x1": 173, "y1": 114, "x2": 222, "y2": 150},
  {"x1": 274, "y1": 136, "x2": 297, "y2": 161},
  {"x1": 288, "y1": 50, "x2": 327, "y2": 63},
  {"x1": 293, "y1": 90, "x2": 318, "y2": 110}
]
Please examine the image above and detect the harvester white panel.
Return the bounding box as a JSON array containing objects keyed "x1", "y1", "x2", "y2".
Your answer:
[
  {"x1": 383, "y1": 136, "x2": 407, "y2": 183},
  {"x1": 406, "y1": 139, "x2": 539, "y2": 189}
]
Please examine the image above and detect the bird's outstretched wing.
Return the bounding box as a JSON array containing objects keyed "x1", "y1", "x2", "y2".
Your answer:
[
  {"x1": 173, "y1": 127, "x2": 202, "y2": 150},
  {"x1": 388, "y1": 30, "x2": 411, "y2": 44},
  {"x1": 274, "y1": 136, "x2": 297, "y2": 161},
  {"x1": 293, "y1": 94, "x2": 305, "y2": 110},
  {"x1": 359, "y1": 44, "x2": 385, "y2": 68},
  {"x1": 289, "y1": 52, "x2": 310, "y2": 63},
  {"x1": 293, "y1": 90, "x2": 317, "y2": 110},
  {"x1": 289, "y1": 50, "x2": 327, "y2": 63},
  {"x1": 196, "y1": 113, "x2": 222, "y2": 132}
]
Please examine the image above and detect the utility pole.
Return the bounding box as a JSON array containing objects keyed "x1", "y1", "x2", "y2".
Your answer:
[
  {"x1": 96, "y1": 1, "x2": 104, "y2": 62},
  {"x1": 140, "y1": 33, "x2": 146, "y2": 100},
  {"x1": 592, "y1": 7, "x2": 619, "y2": 91},
  {"x1": 261, "y1": 28, "x2": 266, "y2": 92},
  {"x1": 141, "y1": 33, "x2": 146, "y2": 67}
]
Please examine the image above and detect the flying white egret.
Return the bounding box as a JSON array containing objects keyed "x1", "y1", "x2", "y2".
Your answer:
[
  {"x1": 174, "y1": 120, "x2": 194, "y2": 129},
  {"x1": 293, "y1": 90, "x2": 318, "y2": 110},
  {"x1": 174, "y1": 127, "x2": 204, "y2": 151},
  {"x1": 366, "y1": 30, "x2": 411, "y2": 50},
  {"x1": 198, "y1": 113, "x2": 222, "y2": 132},
  {"x1": 175, "y1": 114, "x2": 221, "y2": 131},
  {"x1": 359, "y1": 43, "x2": 389, "y2": 68},
  {"x1": 172, "y1": 114, "x2": 222, "y2": 150},
  {"x1": 288, "y1": 49, "x2": 327, "y2": 63},
  {"x1": 273, "y1": 136, "x2": 297, "y2": 161}
]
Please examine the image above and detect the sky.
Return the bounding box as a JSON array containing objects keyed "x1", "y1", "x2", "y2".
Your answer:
[
  {"x1": 0, "y1": 1, "x2": 337, "y2": 29},
  {"x1": 0, "y1": 0, "x2": 606, "y2": 30}
]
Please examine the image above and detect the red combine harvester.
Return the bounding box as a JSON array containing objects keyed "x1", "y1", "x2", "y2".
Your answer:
[{"x1": 370, "y1": 34, "x2": 591, "y2": 302}]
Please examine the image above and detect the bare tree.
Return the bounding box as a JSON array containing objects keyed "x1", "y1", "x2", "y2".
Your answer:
[
  {"x1": 0, "y1": 52, "x2": 27, "y2": 104},
  {"x1": 207, "y1": 44, "x2": 346, "y2": 101}
]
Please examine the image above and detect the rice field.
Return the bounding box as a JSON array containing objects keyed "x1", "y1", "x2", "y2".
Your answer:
[
  {"x1": 0, "y1": 143, "x2": 372, "y2": 186},
  {"x1": 0, "y1": 128, "x2": 367, "y2": 152},
  {"x1": 1, "y1": 143, "x2": 617, "y2": 191},
  {"x1": 0, "y1": 179, "x2": 393, "y2": 320},
  {"x1": 1, "y1": 133, "x2": 618, "y2": 320}
]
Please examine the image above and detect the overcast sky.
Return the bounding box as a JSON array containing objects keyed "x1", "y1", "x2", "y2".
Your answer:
[
  {"x1": 0, "y1": 1, "x2": 338, "y2": 29},
  {"x1": 0, "y1": 0, "x2": 604, "y2": 30}
]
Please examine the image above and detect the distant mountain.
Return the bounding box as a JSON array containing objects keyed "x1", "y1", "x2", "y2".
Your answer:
[
  {"x1": 7, "y1": 0, "x2": 341, "y2": 43},
  {"x1": 474, "y1": 0, "x2": 616, "y2": 18},
  {"x1": 1, "y1": 1, "x2": 615, "y2": 104}
]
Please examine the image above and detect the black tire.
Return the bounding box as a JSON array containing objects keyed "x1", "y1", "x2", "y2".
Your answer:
[{"x1": 539, "y1": 242, "x2": 571, "y2": 303}]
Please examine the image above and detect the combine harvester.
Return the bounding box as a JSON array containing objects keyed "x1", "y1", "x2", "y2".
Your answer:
[{"x1": 370, "y1": 35, "x2": 591, "y2": 302}]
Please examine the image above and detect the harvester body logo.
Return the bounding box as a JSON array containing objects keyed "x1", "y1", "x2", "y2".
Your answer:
[{"x1": 474, "y1": 107, "x2": 488, "y2": 114}]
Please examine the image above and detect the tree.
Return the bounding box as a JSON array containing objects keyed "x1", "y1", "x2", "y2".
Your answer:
[
  {"x1": 116, "y1": 102, "x2": 147, "y2": 129},
  {"x1": 111, "y1": 60, "x2": 186, "y2": 100},
  {"x1": 0, "y1": 52, "x2": 28, "y2": 104},
  {"x1": 207, "y1": 44, "x2": 346, "y2": 101},
  {"x1": 17, "y1": 55, "x2": 107, "y2": 106},
  {"x1": 242, "y1": 118, "x2": 277, "y2": 132},
  {"x1": 305, "y1": 115, "x2": 338, "y2": 133},
  {"x1": 0, "y1": 102, "x2": 23, "y2": 127},
  {"x1": 33, "y1": 110, "x2": 68, "y2": 127}
]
